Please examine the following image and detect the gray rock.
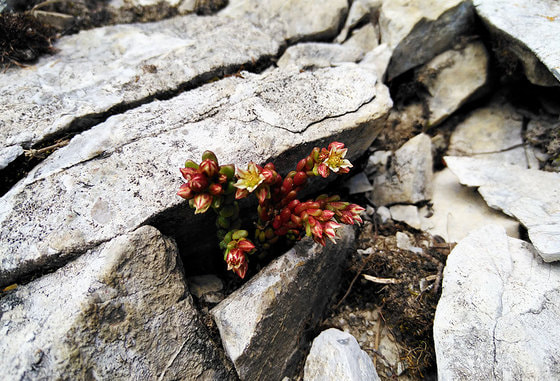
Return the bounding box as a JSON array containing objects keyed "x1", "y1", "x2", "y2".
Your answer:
[
  {"x1": 187, "y1": 274, "x2": 224, "y2": 304},
  {"x1": 343, "y1": 23, "x2": 380, "y2": 54},
  {"x1": 474, "y1": 0, "x2": 560, "y2": 86},
  {"x1": 389, "y1": 204, "x2": 421, "y2": 230},
  {"x1": 220, "y1": 0, "x2": 348, "y2": 42},
  {"x1": 335, "y1": 0, "x2": 378, "y2": 43},
  {"x1": 0, "y1": 225, "x2": 235, "y2": 380},
  {"x1": 0, "y1": 15, "x2": 282, "y2": 169},
  {"x1": 370, "y1": 133, "x2": 433, "y2": 206},
  {"x1": 417, "y1": 41, "x2": 489, "y2": 126},
  {"x1": 359, "y1": 44, "x2": 393, "y2": 82},
  {"x1": 445, "y1": 156, "x2": 560, "y2": 261},
  {"x1": 211, "y1": 226, "x2": 355, "y2": 381},
  {"x1": 0, "y1": 64, "x2": 392, "y2": 288},
  {"x1": 303, "y1": 328, "x2": 380, "y2": 381},
  {"x1": 434, "y1": 225, "x2": 560, "y2": 380},
  {"x1": 0, "y1": 145, "x2": 23, "y2": 171},
  {"x1": 379, "y1": 0, "x2": 474, "y2": 79},
  {"x1": 276, "y1": 43, "x2": 365, "y2": 71},
  {"x1": 344, "y1": 172, "x2": 373, "y2": 195}
]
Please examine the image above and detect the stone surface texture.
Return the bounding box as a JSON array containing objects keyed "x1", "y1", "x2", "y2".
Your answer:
[
  {"x1": 434, "y1": 225, "x2": 560, "y2": 380},
  {"x1": 417, "y1": 41, "x2": 489, "y2": 126},
  {"x1": 445, "y1": 156, "x2": 560, "y2": 262},
  {"x1": 276, "y1": 43, "x2": 365, "y2": 71},
  {"x1": 474, "y1": 0, "x2": 560, "y2": 86},
  {"x1": 211, "y1": 226, "x2": 355, "y2": 381},
  {"x1": 0, "y1": 65, "x2": 392, "y2": 287},
  {"x1": 303, "y1": 328, "x2": 380, "y2": 381},
  {"x1": 379, "y1": 0, "x2": 474, "y2": 79},
  {"x1": 0, "y1": 226, "x2": 235, "y2": 380}
]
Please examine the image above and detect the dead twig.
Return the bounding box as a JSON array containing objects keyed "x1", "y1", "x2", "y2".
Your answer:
[
  {"x1": 24, "y1": 139, "x2": 69, "y2": 158},
  {"x1": 362, "y1": 274, "x2": 404, "y2": 284}
]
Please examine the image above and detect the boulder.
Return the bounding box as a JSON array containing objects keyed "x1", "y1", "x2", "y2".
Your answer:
[
  {"x1": 379, "y1": 0, "x2": 474, "y2": 80},
  {"x1": 474, "y1": 0, "x2": 560, "y2": 87},
  {"x1": 211, "y1": 226, "x2": 355, "y2": 381},
  {"x1": 0, "y1": 226, "x2": 235, "y2": 380},
  {"x1": 0, "y1": 64, "x2": 392, "y2": 288},
  {"x1": 445, "y1": 156, "x2": 560, "y2": 262},
  {"x1": 303, "y1": 328, "x2": 380, "y2": 381},
  {"x1": 0, "y1": 15, "x2": 283, "y2": 169},
  {"x1": 434, "y1": 225, "x2": 560, "y2": 380},
  {"x1": 417, "y1": 41, "x2": 489, "y2": 126}
]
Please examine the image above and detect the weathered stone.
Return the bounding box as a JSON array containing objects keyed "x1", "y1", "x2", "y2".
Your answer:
[
  {"x1": 379, "y1": 0, "x2": 474, "y2": 80},
  {"x1": 0, "y1": 15, "x2": 282, "y2": 169},
  {"x1": 359, "y1": 44, "x2": 393, "y2": 82},
  {"x1": 220, "y1": 0, "x2": 348, "y2": 42},
  {"x1": 344, "y1": 171, "x2": 373, "y2": 195},
  {"x1": 343, "y1": 23, "x2": 379, "y2": 54},
  {"x1": 447, "y1": 101, "x2": 537, "y2": 167},
  {"x1": 187, "y1": 274, "x2": 225, "y2": 304},
  {"x1": 276, "y1": 43, "x2": 365, "y2": 71},
  {"x1": 419, "y1": 168, "x2": 519, "y2": 242},
  {"x1": 335, "y1": 0, "x2": 378, "y2": 43},
  {"x1": 474, "y1": 0, "x2": 560, "y2": 86},
  {"x1": 303, "y1": 328, "x2": 380, "y2": 381},
  {"x1": 0, "y1": 64, "x2": 392, "y2": 288},
  {"x1": 417, "y1": 41, "x2": 489, "y2": 126},
  {"x1": 389, "y1": 204, "x2": 422, "y2": 230},
  {"x1": 211, "y1": 226, "x2": 355, "y2": 381},
  {"x1": 445, "y1": 156, "x2": 560, "y2": 261},
  {"x1": 434, "y1": 225, "x2": 560, "y2": 380},
  {"x1": 0, "y1": 226, "x2": 235, "y2": 380},
  {"x1": 370, "y1": 133, "x2": 433, "y2": 206}
]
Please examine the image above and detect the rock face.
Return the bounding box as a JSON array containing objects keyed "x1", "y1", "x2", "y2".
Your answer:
[
  {"x1": 474, "y1": 0, "x2": 560, "y2": 86},
  {"x1": 304, "y1": 328, "x2": 380, "y2": 381},
  {"x1": 0, "y1": 15, "x2": 283, "y2": 169},
  {"x1": 379, "y1": 0, "x2": 474, "y2": 79},
  {"x1": 211, "y1": 226, "x2": 355, "y2": 381},
  {"x1": 0, "y1": 65, "x2": 392, "y2": 288},
  {"x1": 0, "y1": 226, "x2": 235, "y2": 380},
  {"x1": 276, "y1": 42, "x2": 365, "y2": 70},
  {"x1": 445, "y1": 156, "x2": 560, "y2": 262},
  {"x1": 434, "y1": 225, "x2": 560, "y2": 380}
]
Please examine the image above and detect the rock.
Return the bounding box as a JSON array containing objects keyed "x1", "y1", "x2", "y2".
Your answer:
[
  {"x1": 0, "y1": 226, "x2": 235, "y2": 380},
  {"x1": 303, "y1": 328, "x2": 380, "y2": 381},
  {"x1": 187, "y1": 274, "x2": 224, "y2": 304},
  {"x1": 344, "y1": 172, "x2": 373, "y2": 195},
  {"x1": 396, "y1": 231, "x2": 422, "y2": 254},
  {"x1": 379, "y1": 0, "x2": 474, "y2": 80},
  {"x1": 359, "y1": 44, "x2": 393, "y2": 82},
  {"x1": 447, "y1": 101, "x2": 538, "y2": 167},
  {"x1": 211, "y1": 226, "x2": 355, "y2": 381},
  {"x1": 389, "y1": 205, "x2": 421, "y2": 230},
  {"x1": 417, "y1": 41, "x2": 489, "y2": 126},
  {"x1": 419, "y1": 168, "x2": 519, "y2": 242},
  {"x1": 445, "y1": 156, "x2": 560, "y2": 261},
  {"x1": 0, "y1": 145, "x2": 23, "y2": 171},
  {"x1": 474, "y1": 0, "x2": 560, "y2": 87},
  {"x1": 220, "y1": 0, "x2": 348, "y2": 42},
  {"x1": 375, "y1": 206, "x2": 392, "y2": 224},
  {"x1": 370, "y1": 133, "x2": 433, "y2": 206},
  {"x1": 343, "y1": 23, "x2": 380, "y2": 54},
  {"x1": 0, "y1": 15, "x2": 283, "y2": 169},
  {"x1": 334, "y1": 0, "x2": 374, "y2": 43},
  {"x1": 276, "y1": 43, "x2": 365, "y2": 71},
  {"x1": 0, "y1": 64, "x2": 392, "y2": 288},
  {"x1": 434, "y1": 225, "x2": 560, "y2": 380}
]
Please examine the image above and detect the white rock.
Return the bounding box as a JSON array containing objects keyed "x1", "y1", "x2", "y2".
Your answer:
[
  {"x1": 396, "y1": 231, "x2": 422, "y2": 254},
  {"x1": 334, "y1": 0, "x2": 374, "y2": 43},
  {"x1": 390, "y1": 205, "x2": 421, "y2": 229},
  {"x1": 0, "y1": 145, "x2": 23, "y2": 170},
  {"x1": 417, "y1": 41, "x2": 489, "y2": 126},
  {"x1": 344, "y1": 172, "x2": 373, "y2": 195},
  {"x1": 376, "y1": 206, "x2": 392, "y2": 224},
  {"x1": 277, "y1": 43, "x2": 365, "y2": 71},
  {"x1": 434, "y1": 225, "x2": 560, "y2": 380},
  {"x1": 370, "y1": 133, "x2": 433, "y2": 206},
  {"x1": 474, "y1": 0, "x2": 560, "y2": 86},
  {"x1": 304, "y1": 328, "x2": 380, "y2": 381},
  {"x1": 419, "y1": 168, "x2": 519, "y2": 242},
  {"x1": 445, "y1": 156, "x2": 560, "y2": 261},
  {"x1": 343, "y1": 23, "x2": 380, "y2": 54},
  {"x1": 379, "y1": 0, "x2": 474, "y2": 79},
  {"x1": 359, "y1": 43, "x2": 393, "y2": 82}
]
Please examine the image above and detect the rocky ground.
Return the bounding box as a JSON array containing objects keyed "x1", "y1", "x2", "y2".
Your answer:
[{"x1": 1, "y1": 0, "x2": 559, "y2": 380}]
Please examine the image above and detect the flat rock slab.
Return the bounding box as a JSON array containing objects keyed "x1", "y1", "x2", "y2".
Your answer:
[
  {"x1": 434, "y1": 225, "x2": 560, "y2": 380},
  {"x1": 212, "y1": 226, "x2": 355, "y2": 381},
  {"x1": 474, "y1": 0, "x2": 560, "y2": 86},
  {"x1": 445, "y1": 156, "x2": 560, "y2": 262},
  {"x1": 0, "y1": 64, "x2": 392, "y2": 287},
  {"x1": 0, "y1": 14, "x2": 283, "y2": 169},
  {"x1": 0, "y1": 226, "x2": 235, "y2": 380}
]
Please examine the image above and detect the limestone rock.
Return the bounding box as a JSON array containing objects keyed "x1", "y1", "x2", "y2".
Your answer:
[
  {"x1": 276, "y1": 43, "x2": 365, "y2": 71},
  {"x1": 370, "y1": 133, "x2": 433, "y2": 206},
  {"x1": 343, "y1": 23, "x2": 380, "y2": 54},
  {"x1": 417, "y1": 41, "x2": 489, "y2": 126},
  {"x1": 303, "y1": 328, "x2": 380, "y2": 381},
  {"x1": 211, "y1": 226, "x2": 355, "y2": 381},
  {"x1": 434, "y1": 225, "x2": 560, "y2": 380},
  {"x1": 359, "y1": 44, "x2": 392, "y2": 82},
  {"x1": 445, "y1": 156, "x2": 560, "y2": 261},
  {"x1": 419, "y1": 168, "x2": 519, "y2": 243},
  {"x1": 379, "y1": 0, "x2": 474, "y2": 80},
  {"x1": 220, "y1": 0, "x2": 348, "y2": 42},
  {"x1": 474, "y1": 0, "x2": 560, "y2": 86},
  {"x1": 389, "y1": 204, "x2": 422, "y2": 230},
  {"x1": 0, "y1": 15, "x2": 282, "y2": 169},
  {"x1": 0, "y1": 226, "x2": 235, "y2": 380},
  {"x1": 335, "y1": 0, "x2": 380, "y2": 43},
  {"x1": 187, "y1": 274, "x2": 224, "y2": 304},
  {"x1": 0, "y1": 64, "x2": 392, "y2": 288}
]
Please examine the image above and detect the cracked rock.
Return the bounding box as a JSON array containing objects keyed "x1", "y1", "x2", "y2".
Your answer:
[
  {"x1": 277, "y1": 42, "x2": 365, "y2": 71},
  {"x1": 0, "y1": 225, "x2": 235, "y2": 380},
  {"x1": 434, "y1": 225, "x2": 560, "y2": 380}
]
